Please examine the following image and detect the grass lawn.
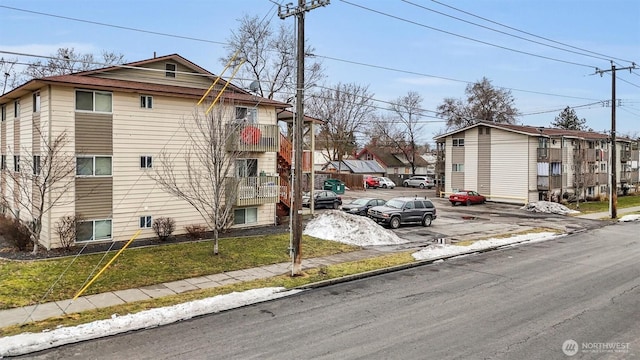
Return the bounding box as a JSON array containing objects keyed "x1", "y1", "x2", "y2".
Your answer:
[
  {"x1": 0, "y1": 234, "x2": 359, "y2": 310},
  {"x1": 564, "y1": 193, "x2": 640, "y2": 214}
]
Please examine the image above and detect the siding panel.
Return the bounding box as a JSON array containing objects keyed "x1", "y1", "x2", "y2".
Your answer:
[
  {"x1": 75, "y1": 113, "x2": 113, "y2": 154},
  {"x1": 75, "y1": 178, "x2": 113, "y2": 218}
]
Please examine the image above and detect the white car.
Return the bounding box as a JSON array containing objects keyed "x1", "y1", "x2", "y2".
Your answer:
[{"x1": 377, "y1": 177, "x2": 396, "y2": 189}]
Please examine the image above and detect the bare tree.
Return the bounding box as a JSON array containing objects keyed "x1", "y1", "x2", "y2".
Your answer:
[
  {"x1": 371, "y1": 91, "x2": 425, "y2": 176},
  {"x1": 437, "y1": 77, "x2": 519, "y2": 130},
  {"x1": 23, "y1": 48, "x2": 125, "y2": 79},
  {"x1": 306, "y1": 83, "x2": 376, "y2": 166},
  {"x1": 1, "y1": 130, "x2": 76, "y2": 253},
  {"x1": 1, "y1": 57, "x2": 23, "y2": 94},
  {"x1": 152, "y1": 104, "x2": 243, "y2": 255},
  {"x1": 222, "y1": 14, "x2": 325, "y2": 101}
]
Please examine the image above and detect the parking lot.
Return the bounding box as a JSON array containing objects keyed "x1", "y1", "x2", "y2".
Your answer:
[{"x1": 321, "y1": 187, "x2": 606, "y2": 250}]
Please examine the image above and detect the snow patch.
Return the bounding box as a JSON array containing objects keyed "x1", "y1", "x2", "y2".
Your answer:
[
  {"x1": 521, "y1": 201, "x2": 579, "y2": 215},
  {"x1": 619, "y1": 214, "x2": 640, "y2": 222},
  {"x1": 303, "y1": 210, "x2": 407, "y2": 246}
]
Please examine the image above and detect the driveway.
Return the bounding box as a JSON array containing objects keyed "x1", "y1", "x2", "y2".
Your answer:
[{"x1": 336, "y1": 188, "x2": 606, "y2": 250}]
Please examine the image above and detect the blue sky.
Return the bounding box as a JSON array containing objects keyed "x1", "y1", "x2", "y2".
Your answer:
[{"x1": 1, "y1": 0, "x2": 639, "y2": 144}]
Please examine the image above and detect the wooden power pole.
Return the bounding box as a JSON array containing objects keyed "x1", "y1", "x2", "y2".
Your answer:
[
  {"x1": 596, "y1": 62, "x2": 637, "y2": 219},
  {"x1": 278, "y1": 0, "x2": 330, "y2": 276}
]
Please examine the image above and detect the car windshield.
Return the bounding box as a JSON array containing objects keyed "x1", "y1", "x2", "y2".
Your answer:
[
  {"x1": 351, "y1": 198, "x2": 370, "y2": 205},
  {"x1": 385, "y1": 199, "x2": 405, "y2": 209},
  {"x1": 454, "y1": 192, "x2": 467, "y2": 195}
]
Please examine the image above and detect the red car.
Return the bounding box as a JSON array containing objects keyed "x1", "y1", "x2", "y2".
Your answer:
[
  {"x1": 449, "y1": 190, "x2": 486, "y2": 206},
  {"x1": 363, "y1": 175, "x2": 380, "y2": 189}
]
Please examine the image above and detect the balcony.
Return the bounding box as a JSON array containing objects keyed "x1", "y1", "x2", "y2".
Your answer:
[
  {"x1": 620, "y1": 150, "x2": 631, "y2": 162},
  {"x1": 576, "y1": 149, "x2": 597, "y2": 162},
  {"x1": 227, "y1": 123, "x2": 280, "y2": 153},
  {"x1": 537, "y1": 148, "x2": 561, "y2": 162},
  {"x1": 227, "y1": 176, "x2": 280, "y2": 207}
]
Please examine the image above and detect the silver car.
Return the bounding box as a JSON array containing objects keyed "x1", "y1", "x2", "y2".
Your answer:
[
  {"x1": 402, "y1": 176, "x2": 434, "y2": 189},
  {"x1": 377, "y1": 177, "x2": 396, "y2": 189}
]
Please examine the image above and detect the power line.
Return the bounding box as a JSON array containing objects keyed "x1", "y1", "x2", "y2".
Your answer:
[
  {"x1": 338, "y1": 0, "x2": 596, "y2": 69},
  {"x1": 400, "y1": 0, "x2": 613, "y2": 63},
  {"x1": 428, "y1": 0, "x2": 637, "y2": 65}
]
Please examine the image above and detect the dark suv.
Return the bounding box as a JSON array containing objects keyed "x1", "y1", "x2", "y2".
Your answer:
[{"x1": 368, "y1": 197, "x2": 437, "y2": 229}]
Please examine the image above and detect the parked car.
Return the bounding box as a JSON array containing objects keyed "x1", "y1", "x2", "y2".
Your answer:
[
  {"x1": 302, "y1": 190, "x2": 343, "y2": 209},
  {"x1": 363, "y1": 175, "x2": 380, "y2": 189},
  {"x1": 342, "y1": 198, "x2": 386, "y2": 216},
  {"x1": 368, "y1": 197, "x2": 437, "y2": 229},
  {"x1": 449, "y1": 190, "x2": 486, "y2": 206},
  {"x1": 402, "y1": 176, "x2": 434, "y2": 189},
  {"x1": 377, "y1": 177, "x2": 396, "y2": 189}
]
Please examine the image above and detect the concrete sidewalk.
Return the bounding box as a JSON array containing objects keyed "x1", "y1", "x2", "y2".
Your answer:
[
  {"x1": 0, "y1": 248, "x2": 384, "y2": 329},
  {"x1": 573, "y1": 205, "x2": 640, "y2": 220}
]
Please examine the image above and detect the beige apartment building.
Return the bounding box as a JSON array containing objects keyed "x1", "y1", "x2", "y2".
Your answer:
[
  {"x1": 435, "y1": 121, "x2": 639, "y2": 204},
  {"x1": 0, "y1": 54, "x2": 291, "y2": 249}
]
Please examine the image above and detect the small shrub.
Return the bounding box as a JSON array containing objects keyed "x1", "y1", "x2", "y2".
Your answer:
[
  {"x1": 54, "y1": 214, "x2": 83, "y2": 251},
  {"x1": 185, "y1": 224, "x2": 207, "y2": 240},
  {"x1": 1, "y1": 218, "x2": 32, "y2": 251},
  {"x1": 152, "y1": 217, "x2": 175, "y2": 241}
]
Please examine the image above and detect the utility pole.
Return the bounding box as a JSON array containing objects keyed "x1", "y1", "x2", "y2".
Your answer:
[
  {"x1": 278, "y1": 0, "x2": 330, "y2": 276},
  {"x1": 596, "y1": 61, "x2": 637, "y2": 219}
]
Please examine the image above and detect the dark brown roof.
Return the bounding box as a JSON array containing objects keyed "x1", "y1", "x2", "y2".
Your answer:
[
  {"x1": 434, "y1": 121, "x2": 616, "y2": 141},
  {"x1": 276, "y1": 109, "x2": 324, "y2": 124}
]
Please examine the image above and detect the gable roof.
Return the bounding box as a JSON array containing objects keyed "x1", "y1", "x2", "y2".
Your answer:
[
  {"x1": 356, "y1": 147, "x2": 405, "y2": 167},
  {"x1": 324, "y1": 160, "x2": 385, "y2": 174},
  {"x1": 434, "y1": 121, "x2": 612, "y2": 141},
  {"x1": 0, "y1": 54, "x2": 289, "y2": 108}
]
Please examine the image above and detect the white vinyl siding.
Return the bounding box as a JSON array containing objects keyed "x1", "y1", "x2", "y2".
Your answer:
[
  {"x1": 110, "y1": 93, "x2": 277, "y2": 242},
  {"x1": 490, "y1": 129, "x2": 529, "y2": 204}
]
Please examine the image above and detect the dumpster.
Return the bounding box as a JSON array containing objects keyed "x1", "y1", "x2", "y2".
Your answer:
[{"x1": 323, "y1": 179, "x2": 345, "y2": 194}]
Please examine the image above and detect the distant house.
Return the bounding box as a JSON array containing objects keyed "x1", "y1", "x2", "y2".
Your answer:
[
  {"x1": 434, "y1": 121, "x2": 639, "y2": 204},
  {"x1": 322, "y1": 159, "x2": 385, "y2": 176},
  {"x1": 355, "y1": 146, "x2": 431, "y2": 179}
]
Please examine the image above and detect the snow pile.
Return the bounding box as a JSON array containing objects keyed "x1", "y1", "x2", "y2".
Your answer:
[
  {"x1": 521, "y1": 201, "x2": 579, "y2": 215},
  {"x1": 0, "y1": 288, "x2": 301, "y2": 357},
  {"x1": 412, "y1": 232, "x2": 561, "y2": 260},
  {"x1": 304, "y1": 210, "x2": 407, "y2": 246},
  {"x1": 619, "y1": 214, "x2": 640, "y2": 222}
]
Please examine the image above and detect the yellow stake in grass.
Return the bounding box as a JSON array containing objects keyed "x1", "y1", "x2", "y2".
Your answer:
[{"x1": 72, "y1": 229, "x2": 142, "y2": 301}]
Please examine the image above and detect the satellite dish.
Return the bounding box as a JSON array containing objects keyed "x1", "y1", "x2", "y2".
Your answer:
[{"x1": 249, "y1": 80, "x2": 260, "y2": 92}]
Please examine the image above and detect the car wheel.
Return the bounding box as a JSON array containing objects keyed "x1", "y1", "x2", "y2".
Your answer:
[
  {"x1": 466, "y1": 199, "x2": 471, "y2": 206},
  {"x1": 365, "y1": 183, "x2": 369, "y2": 189},
  {"x1": 450, "y1": 201, "x2": 455, "y2": 206},
  {"x1": 419, "y1": 183, "x2": 425, "y2": 189},
  {"x1": 333, "y1": 202, "x2": 339, "y2": 209},
  {"x1": 403, "y1": 182, "x2": 408, "y2": 187},
  {"x1": 389, "y1": 216, "x2": 401, "y2": 229},
  {"x1": 422, "y1": 214, "x2": 432, "y2": 227},
  {"x1": 482, "y1": 199, "x2": 486, "y2": 204},
  {"x1": 382, "y1": 184, "x2": 387, "y2": 188}
]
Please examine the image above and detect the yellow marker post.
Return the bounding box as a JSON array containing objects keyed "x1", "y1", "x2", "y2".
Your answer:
[
  {"x1": 205, "y1": 59, "x2": 245, "y2": 114},
  {"x1": 197, "y1": 50, "x2": 241, "y2": 106},
  {"x1": 72, "y1": 229, "x2": 142, "y2": 301}
]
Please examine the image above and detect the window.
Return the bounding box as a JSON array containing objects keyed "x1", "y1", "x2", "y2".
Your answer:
[
  {"x1": 234, "y1": 208, "x2": 257, "y2": 225},
  {"x1": 1, "y1": 104, "x2": 5, "y2": 121},
  {"x1": 140, "y1": 95, "x2": 153, "y2": 109},
  {"x1": 235, "y1": 106, "x2": 257, "y2": 123},
  {"x1": 77, "y1": 219, "x2": 112, "y2": 241},
  {"x1": 33, "y1": 92, "x2": 41, "y2": 112},
  {"x1": 452, "y1": 163, "x2": 464, "y2": 172},
  {"x1": 75, "y1": 90, "x2": 112, "y2": 112},
  {"x1": 33, "y1": 156, "x2": 41, "y2": 175},
  {"x1": 76, "y1": 156, "x2": 112, "y2": 176},
  {"x1": 452, "y1": 138, "x2": 464, "y2": 147},
  {"x1": 140, "y1": 156, "x2": 153, "y2": 169},
  {"x1": 165, "y1": 63, "x2": 176, "y2": 78},
  {"x1": 14, "y1": 100, "x2": 20, "y2": 118},
  {"x1": 139, "y1": 216, "x2": 152, "y2": 229},
  {"x1": 0, "y1": 155, "x2": 5, "y2": 170},
  {"x1": 538, "y1": 137, "x2": 548, "y2": 148},
  {"x1": 600, "y1": 163, "x2": 607, "y2": 172},
  {"x1": 13, "y1": 155, "x2": 19, "y2": 172},
  {"x1": 236, "y1": 159, "x2": 258, "y2": 177}
]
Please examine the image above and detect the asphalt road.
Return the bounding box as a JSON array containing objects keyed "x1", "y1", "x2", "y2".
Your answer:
[{"x1": 23, "y1": 222, "x2": 640, "y2": 360}]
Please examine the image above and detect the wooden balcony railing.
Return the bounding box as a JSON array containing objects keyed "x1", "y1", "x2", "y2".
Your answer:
[
  {"x1": 537, "y1": 148, "x2": 562, "y2": 162},
  {"x1": 226, "y1": 176, "x2": 280, "y2": 207},
  {"x1": 227, "y1": 124, "x2": 280, "y2": 153},
  {"x1": 537, "y1": 175, "x2": 562, "y2": 190},
  {"x1": 620, "y1": 150, "x2": 631, "y2": 162}
]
